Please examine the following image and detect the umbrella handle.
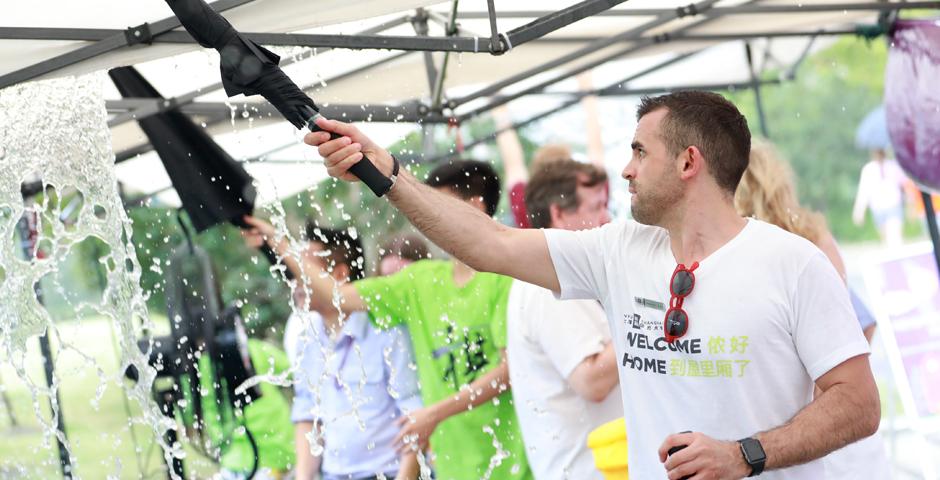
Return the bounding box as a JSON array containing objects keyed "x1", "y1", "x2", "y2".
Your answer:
[
  {"x1": 259, "y1": 244, "x2": 294, "y2": 280},
  {"x1": 305, "y1": 114, "x2": 394, "y2": 197}
]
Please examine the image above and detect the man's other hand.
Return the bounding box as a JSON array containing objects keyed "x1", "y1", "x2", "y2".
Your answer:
[{"x1": 659, "y1": 431, "x2": 752, "y2": 480}]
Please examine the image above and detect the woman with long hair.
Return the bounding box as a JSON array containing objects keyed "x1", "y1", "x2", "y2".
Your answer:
[{"x1": 735, "y1": 141, "x2": 846, "y2": 278}]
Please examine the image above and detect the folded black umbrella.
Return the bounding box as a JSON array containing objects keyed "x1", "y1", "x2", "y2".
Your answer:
[
  {"x1": 164, "y1": 0, "x2": 393, "y2": 197},
  {"x1": 109, "y1": 66, "x2": 286, "y2": 272}
]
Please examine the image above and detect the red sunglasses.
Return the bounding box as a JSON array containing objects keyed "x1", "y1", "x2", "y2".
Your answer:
[{"x1": 664, "y1": 262, "x2": 698, "y2": 343}]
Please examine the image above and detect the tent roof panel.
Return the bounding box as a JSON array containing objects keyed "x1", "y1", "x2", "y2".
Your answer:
[{"x1": 5, "y1": 0, "x2": 929, "y2": 203}]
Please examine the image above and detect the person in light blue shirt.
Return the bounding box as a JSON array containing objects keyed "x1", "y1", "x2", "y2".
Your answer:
[
  {"x1": 246, "y1": 222, "x2": 423, "y2": 480},
  {"x1": 293, "y1": 311, "x2": 423, "y2": 480}
]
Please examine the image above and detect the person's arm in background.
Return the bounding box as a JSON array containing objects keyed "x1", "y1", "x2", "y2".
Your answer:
[
  {"x1": 494, "y1": 106, "x2": 528, "y2": 187},
  {"x1": 524, "y1": 292, "x2": 620, "y2": 402},
  {"x1": 493, "y1": 106, "x2": 531, "y2": 228},
  {"x1": 294, "y1": 421, "x2": 322, "y2": 480},
  {"x1": 577, "y1": 72, "x2": 606, "y2": 169},
  {"x1": 394, "y1": 350, "x2": 511, "y2": 453},
  {"x1": 568, "y1": 342, "x2": 619, "y2": 402},
  {"x1": 305, "y1": 118, "x2": 560, "y2": 293},
  {"x1": 242, "y1": 215, "x2": 368, "y2": 316}
]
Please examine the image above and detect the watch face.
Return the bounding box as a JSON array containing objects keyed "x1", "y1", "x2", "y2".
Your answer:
[{"x1": 742, "y1": 439, "x2": 767, "y2": 462}]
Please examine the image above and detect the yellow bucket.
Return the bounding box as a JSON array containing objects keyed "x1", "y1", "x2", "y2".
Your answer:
[{"x1": 587, "y1": 417, "x2": 629, "y2": 480}]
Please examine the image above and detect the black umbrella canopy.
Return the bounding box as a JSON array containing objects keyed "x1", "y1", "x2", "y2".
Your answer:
[
  {"x1": 164, "y1": 0, "x2": 392, "y2": 196},
  {"x1": 164, "y1": 0, "x2": 317, "y2": 129},
  {"x1": 108, "y1": 66, "x2": 255, "y2": 232}
]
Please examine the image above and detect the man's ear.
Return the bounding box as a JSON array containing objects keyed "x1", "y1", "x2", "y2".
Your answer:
[
  {"x1": 548, "y1": 203, "x2": 564, "y2": 228},
  {"x1": 679, "y1": 145, "x2": 705, "y2": 181}
]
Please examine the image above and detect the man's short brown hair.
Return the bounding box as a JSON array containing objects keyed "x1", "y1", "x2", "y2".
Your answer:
[
  {"x1": 425, "y1": 160, "x2": 501, "y2": 217},
  {"x1": 303, "y1": 223, "x2": 365, "y2": 281},
  {"x1": 379, "y1": 234, "x2": 430, "y2": 262},
  {"x1": 637, "y1": 91, "x2": 751, "y2": 194},
  {"x1": 525, "y1": 159, "x2": 607, "y2": 229}
]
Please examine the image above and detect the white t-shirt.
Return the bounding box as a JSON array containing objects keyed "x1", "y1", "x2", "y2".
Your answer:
[
  {"x1": 544, "y1": 219, "x2": 870, "y2": 479},
  {"x1": 507, "y1": 280, "x2": 623, "y2": 480},
  {"x1": 823, "y1": 430, "x2": 892, "y2": 479}
]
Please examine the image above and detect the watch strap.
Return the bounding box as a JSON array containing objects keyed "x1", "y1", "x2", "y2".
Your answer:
[{"x1": 738, "y1": 437, "x2": 766, "y2": 477}]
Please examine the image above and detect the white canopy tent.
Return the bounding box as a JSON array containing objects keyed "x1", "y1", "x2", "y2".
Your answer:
[{"x1": 3, "y1": 0, "x2": 934, "y2": 205}]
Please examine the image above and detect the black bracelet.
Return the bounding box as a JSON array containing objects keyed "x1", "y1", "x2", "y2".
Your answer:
[{"x1": 386, "y1": 154, "x2": 400, "y2": 194}]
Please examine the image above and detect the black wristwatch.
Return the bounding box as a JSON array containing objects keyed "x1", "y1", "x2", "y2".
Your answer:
[{"x1": 738, "y1": 437, "x2": 766, "y2": 477}]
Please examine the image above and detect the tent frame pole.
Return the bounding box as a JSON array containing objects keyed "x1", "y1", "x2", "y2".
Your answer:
[
  {"x1": 107, "y1": 14, "x2": 412, "y2": 128},
  {"x1": 1, "y1": 1, "x2": 936, "y2": 92},
  {"x1": 450, "y1": 2, "x2": 940, "y2": 18},
  {"x1": 746, "y1": 42, "x2": 771, "y2": 138},
  {"x1": 0, "y1": 0, "x2": 628, "y2": 90},
  {"x1": 429, "y1": 78, "x2": 783, "y2": 164},
  {"x1": 430, "y1": 0, "x2": 462, "y2": 112},
  {"x1": 448, "y1": 0, "x2": 721, "y2": 109},
  {"x1": 0, "y1": 0, "x2": 257, "y2": 89},
  {"x1": 922, "y1": 192, "x2": 940, "y2": 282}
]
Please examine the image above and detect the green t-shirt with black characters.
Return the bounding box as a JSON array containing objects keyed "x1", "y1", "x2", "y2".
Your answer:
[{"x1": 354, "y1": 260, "x2": 531, "y2": 480}]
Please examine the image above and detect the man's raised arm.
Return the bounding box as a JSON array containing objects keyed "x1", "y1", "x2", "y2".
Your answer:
[
  {"x1": 304, "y1": 118, "x2": 561, "y2": 293},
  {"x1": 241, "y1": 215, "x2": 367, "y2": 315}
]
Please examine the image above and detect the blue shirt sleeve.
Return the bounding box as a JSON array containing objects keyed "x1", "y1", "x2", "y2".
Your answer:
[
  {"x1": 385, "y1": 325, "x2": 423, "y2": 414},
  {"x1": 849, "y1": 288, "x2": 877, "y2": 331}
]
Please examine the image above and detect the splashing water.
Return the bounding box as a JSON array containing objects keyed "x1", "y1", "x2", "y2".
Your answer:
[{"x1": 0, "y1": 74, "x2": 180, "y2": 478}]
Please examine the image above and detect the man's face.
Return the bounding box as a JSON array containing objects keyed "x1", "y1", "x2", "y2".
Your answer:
[
  {"x1": 552, "y1": 180, "x2": 610, "y2": 231},
  {"x1": 305, "y1": 241, "x2": 349, "y2": 283},
  {"x1": 622, "y1": 108, "x2": 684, "y2": 226}
]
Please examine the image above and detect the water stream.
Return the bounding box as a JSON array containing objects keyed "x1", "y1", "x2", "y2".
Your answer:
[{"x1": 0, "y1": 73, "x2": 180, "y2": 479}]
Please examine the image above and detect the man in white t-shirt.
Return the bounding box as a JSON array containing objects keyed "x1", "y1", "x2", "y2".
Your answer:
[
  {"x1": 304, "y1": 90, "x2": 881, "y2": 479},
  {"x1": 507, "y1": 159, "x2": 622, "y2": 479}
]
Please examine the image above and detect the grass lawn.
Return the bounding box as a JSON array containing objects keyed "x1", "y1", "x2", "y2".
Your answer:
[{"x1": 0, "y1": 314, "x2": 218, "y2": 479}]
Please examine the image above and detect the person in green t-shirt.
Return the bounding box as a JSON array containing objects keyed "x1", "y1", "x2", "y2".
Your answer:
[
  {"x1": 242, "y1": 160, "x2": 532, "y2": 480},
  {"x1": 192, "y1": 339, "x2": 296, "y2": 479}
]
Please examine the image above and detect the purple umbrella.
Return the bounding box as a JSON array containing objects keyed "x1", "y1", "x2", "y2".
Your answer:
[{"x1": 855, "y1": 105, "x2": 891, "y2": 151}]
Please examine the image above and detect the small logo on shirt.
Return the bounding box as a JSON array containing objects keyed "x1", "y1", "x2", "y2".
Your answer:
[
  {"x1": 624, "y1": 313, "x2": 659, "y2": 331},
  {"x1": 635, "y1": 296, "x2": 666, "y2": 311}
]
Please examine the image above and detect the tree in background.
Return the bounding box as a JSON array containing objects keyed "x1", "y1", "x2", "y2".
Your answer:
[{"x1": 727, "y1": 36, "x2": 896, "y2": 242}]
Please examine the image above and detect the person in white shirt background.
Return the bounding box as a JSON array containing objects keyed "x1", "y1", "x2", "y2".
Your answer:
[
  {"x1": 852, "y1": 148, "x2": 908, "y2": 247},
  {"x1": 506, "y1": 158, "x2": 622, "y2": 479},
  {"x1": 303, "y1": 89, "x2": 882, "y2": 479}
]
